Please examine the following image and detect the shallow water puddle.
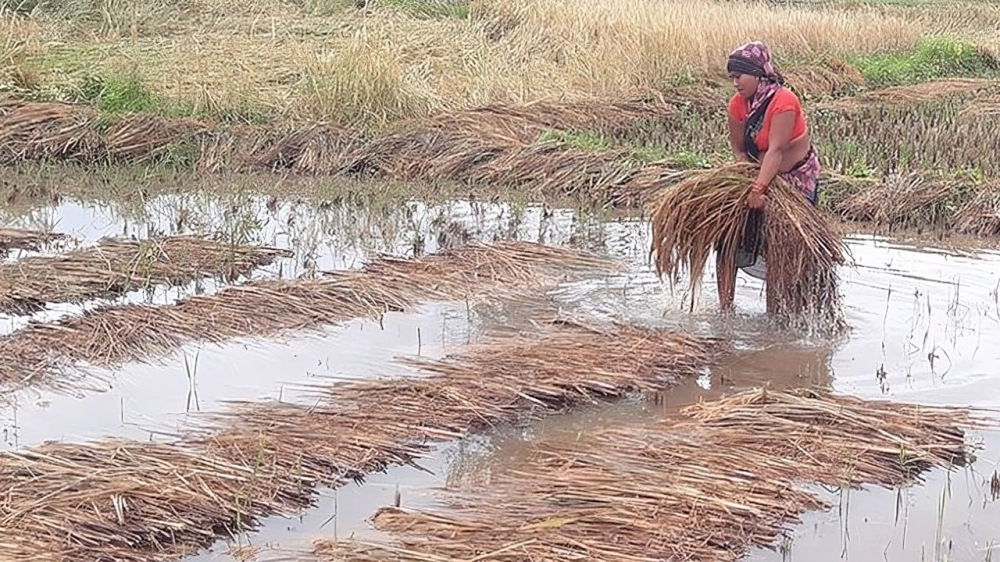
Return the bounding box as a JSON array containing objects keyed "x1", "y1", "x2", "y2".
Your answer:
[
  {"x1": 0, "y1": 301, "x2": 485, "y2": 450},
  {"x1": 2, "y1": 194, "x2": 1000, "y2": 560},
  {"x1": 0, "y1": 194, "x2": 587, "y2": 331}
]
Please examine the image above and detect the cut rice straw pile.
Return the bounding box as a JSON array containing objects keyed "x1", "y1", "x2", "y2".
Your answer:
[
  {"x1": 0, "y1": 99, "x2": 681, "y2": 207},
  {"x1": 835, "y1": 172, "x2": 964, "y2": 228},
  {"x1": 0, "y1": 319, "x2": 720, "y2": 562},
  {"x1": 314, "y1": 387, "x2": 996, "y2": 562},
  {"x1": 954, "y1": 188, "x2": 1000, "y2": 237},
  {"x1": 0, "y1": 227, "x2": 65, "y2": 253},
  {"x1": 0, "y1": 241, "x2": 619, "y2": 394},
  {"x1": 648, "y1": 162, "x2": 848, "y2": 325},
  {"x1": 818, "y1": 79, "x2": 995, "y2": 112},
  {"x1": 0, "y1": 235, "x2": 292, "y2": 315}
]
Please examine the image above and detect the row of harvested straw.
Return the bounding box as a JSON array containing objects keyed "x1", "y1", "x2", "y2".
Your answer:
[
  {"x1": 0, "y1": 241, "x2": 619, "y2": 394},
  {"x1": 0, "y1": 234, "x2": 292, "y2": 315},
  {"x1": 0, "y1": 226, "x2": 65, "y2": 253},
  {"x1": 5, "y1": 98, "x2": 995, "y2": 238},
  {"x1": 0, "y1": 317, "x2": 721, "y2": 561},
  {"x1": 312, "y1": 387, "x2": 994, "y2": 562}
]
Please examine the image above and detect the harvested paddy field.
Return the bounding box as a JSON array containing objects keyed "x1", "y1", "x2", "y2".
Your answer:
[
  {"x1": 2, "y1": 0, "x2": 1000, "y2": 559},
  {"x1": 0, "y1": 189, "x2": 997, "y2": 562},
  {"x1": 0, "y1": 319, "x2": 720, "y2": 561},
  {"x1": 0, "y1": 239, "x2": 616, "y2": 394}
]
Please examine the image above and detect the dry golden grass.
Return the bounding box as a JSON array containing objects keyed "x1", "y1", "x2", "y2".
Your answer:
[{"x1": 2, "y1": 0, "x2": 927, "y2": 126}]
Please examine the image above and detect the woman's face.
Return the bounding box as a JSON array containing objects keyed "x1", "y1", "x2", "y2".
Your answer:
[{"x1": 729, "y1": 72, "x2": 760, "y2": 99}]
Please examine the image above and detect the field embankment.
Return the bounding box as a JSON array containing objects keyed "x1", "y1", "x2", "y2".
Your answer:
[{"x1": 3, "y1": 87, "x2": 999, "y2": 238}]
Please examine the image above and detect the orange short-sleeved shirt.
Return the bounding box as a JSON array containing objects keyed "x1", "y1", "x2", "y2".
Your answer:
[{"x1": 727, "y1": 87, "x2": 807, "y2": 153}]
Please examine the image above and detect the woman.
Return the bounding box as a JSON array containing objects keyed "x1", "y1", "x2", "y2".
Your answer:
[{"x1": 717, "y1": 40, "x2": 821, "y2": 312}]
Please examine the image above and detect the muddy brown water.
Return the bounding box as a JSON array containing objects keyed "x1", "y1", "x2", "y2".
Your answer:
[{"x1": 1, "y1": 193, "x2": 999, "y2": 561}]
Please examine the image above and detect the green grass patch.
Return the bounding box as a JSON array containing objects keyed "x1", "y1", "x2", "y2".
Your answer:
[
  {"x1": 849, "y1": 37, "x2": 1000, "y2": 87},
  {"x1": 78, "y1": 72, "x2": 159, "y2": 115},
  {"x1": 538, "y1": 129, "x2": 613, "y2": 151}
]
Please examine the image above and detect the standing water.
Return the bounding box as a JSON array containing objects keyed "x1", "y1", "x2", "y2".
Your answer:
[{"x1": 0, "y1": 191, "x2": 997, "y2": 562}]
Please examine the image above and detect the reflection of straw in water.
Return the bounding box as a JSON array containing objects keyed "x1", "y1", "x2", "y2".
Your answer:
[
  {"x1": 0, "y1": 241, "x2": 619, "y2": 394},
  {"x1": 0, "y1": 235, "x2": 291, "y2": 314},
  {"x1": 314, "y1": 388, "x2": 993, "y2": 562},
  {"x1": 0, "y1": 319, "x2": 719, "y2": 561}
]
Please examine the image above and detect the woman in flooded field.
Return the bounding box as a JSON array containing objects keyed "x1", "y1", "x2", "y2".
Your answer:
[{"x1": 717, "y1": 40, "x2": 823, "y2": 312}]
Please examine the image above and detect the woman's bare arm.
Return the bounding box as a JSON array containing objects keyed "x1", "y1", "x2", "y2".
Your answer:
[{"x1": 728, "y1": 114, "x2": 749, "y2": 162}]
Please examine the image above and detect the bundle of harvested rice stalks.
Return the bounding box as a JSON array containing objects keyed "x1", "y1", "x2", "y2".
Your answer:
[
  {"x1": 105, "y1": 112, "x2": 208, "y2": 162},
  {"x1": 418, "y1": 97, "x2": 679, "y2": 142},
  {"x1": 648, "y1": 162, "x2": 847, "y2": 324},
  {"x1": 0, "y1": 101, "x2": 104, "y2": 162},
  {"x1": 0, "y1": 440, "x2": 315, "y2": 562},
  {"x1": 834, "y1": 172, "x2": 962, "y2": 229},
  {"x1": 460, "y1": 143, "x2": 643, "y2": 202}
]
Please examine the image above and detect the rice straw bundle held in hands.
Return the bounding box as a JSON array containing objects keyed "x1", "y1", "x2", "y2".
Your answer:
[{"x1": 649, "y1": 162, "x2": 847, "y2": 326}]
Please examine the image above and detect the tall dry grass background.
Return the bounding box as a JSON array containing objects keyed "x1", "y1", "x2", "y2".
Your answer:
[{"x1": 0, "y1": 0, "x2": 941, "y2": 126}]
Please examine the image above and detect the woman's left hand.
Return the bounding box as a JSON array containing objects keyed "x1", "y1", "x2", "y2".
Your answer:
[{"x1": 746, "y1": 189, "x2": 766, "y2": 209}]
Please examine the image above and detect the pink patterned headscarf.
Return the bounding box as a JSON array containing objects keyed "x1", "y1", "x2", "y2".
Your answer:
[{"x1": 727, "y1": 41, "x2": 784, "y2": 116}]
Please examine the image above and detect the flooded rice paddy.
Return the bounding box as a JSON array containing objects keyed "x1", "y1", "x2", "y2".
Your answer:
[{"x1": 1, "y1": 187, "x2": 999, "y2": 561}]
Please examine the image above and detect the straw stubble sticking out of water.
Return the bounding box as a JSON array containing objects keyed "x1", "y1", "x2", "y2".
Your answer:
[
  {"x1": 311, "y1": 388, "x2": 996, "y2": 562},
  {"x1": 0, "y1": 318, "x2": 720, "y2": 562},
  {"x1": 0, "y1": 234, "x2": 292, "y2": 315},
  {"x1": 0, "y1": 241, "x2": 619, "y2": 395}
]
